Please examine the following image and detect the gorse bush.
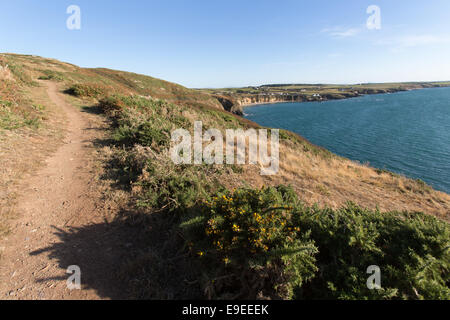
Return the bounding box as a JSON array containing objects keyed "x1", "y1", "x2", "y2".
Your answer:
[
  {"x1": 292, "y1": 204, "x2": 450, "y2": 299},
  {"x1": 38, "y1": 69, "x2": 65, "y2": 81},
  {"x1": 110, "y1": 144, "x2": 223, "y2": 215},
  {"x1": 99, "y1": 94, "x2": 189, "y2": 149},
  {"x1": 180, "y1": 186, "x2": 450, "y2": 300},
  {"x1": 136, "y1": 155, "x2": 213, "y2": 213},
  {"x1": 65, "y1": 83, "x2": 107, "y2": 98},
  {"x1": 180, "y1": 186, "x2": 318, "y2": 299}
]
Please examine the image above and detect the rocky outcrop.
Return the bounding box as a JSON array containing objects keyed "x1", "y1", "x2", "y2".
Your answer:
[
  {"x1": 213, "y1": 94, "x2": 244, "y2": 115},
  {"x1": 232, "y1": 92, "x2": 362, "y2": 110},
  {"x1": 236, "y1": 94, "x2": 305, "y2": 105}
]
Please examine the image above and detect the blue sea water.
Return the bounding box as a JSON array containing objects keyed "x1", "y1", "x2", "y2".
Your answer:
[{"x1": 244, "y1": 87, "x2": 450, "y2": 194}]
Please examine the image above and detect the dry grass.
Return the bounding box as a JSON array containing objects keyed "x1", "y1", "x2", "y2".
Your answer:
[
  {"x1": 245, "y1": 142, "x2": 450, "y2": 220},
  {"x1": 1, "y1": 52, "x2": 449, "y2": 238},
  {"x1": 160, "y1": 111, "x2": 450, "y2": 220}
]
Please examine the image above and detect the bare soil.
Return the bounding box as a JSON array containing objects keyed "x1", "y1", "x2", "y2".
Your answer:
[{"x1": 0, "y1": 82, "x2": 130, "y2": 299}]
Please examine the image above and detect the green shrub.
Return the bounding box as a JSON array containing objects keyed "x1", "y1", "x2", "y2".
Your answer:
[
  {"x1": 178, "y1": 186, "x2": 450, "y2": 300},
  {"x1": 180, "y1": 186, "x2": 318, "y2": 299},
  {"x1": 136, "y1": 122, "x2": 170, "y2": 147},
  {"x1": 65, "y1": 83, "x2": 107, "y2": 98},
  {"x1": 292, "y1": 204, "x2": 450, "y2": 300},
  {"x1": 99, "y1": 94, "x2": 189, "y2": 149},
  {"x1": 38, "y1": 69, "x2": 65, "y2": 81},
  {"x1": 98, "y1": 95, "x2": 126, "y2": 115},
  {"x1": 136, "y1": 159, "x2": 216, "y2": 214}
]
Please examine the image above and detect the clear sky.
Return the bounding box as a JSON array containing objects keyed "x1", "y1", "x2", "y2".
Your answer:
[{"x1": 1, "y1": 0, "x2": 450, "y2": 88}]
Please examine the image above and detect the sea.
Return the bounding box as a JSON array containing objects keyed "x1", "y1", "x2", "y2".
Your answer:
[{"x1": 244, "y1": 87, "x2": 450, "y2": 194}]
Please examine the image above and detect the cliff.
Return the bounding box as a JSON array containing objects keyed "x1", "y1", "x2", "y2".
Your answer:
[{"x1": 212, "y1": 82, "x2": 450, "y2": 115}]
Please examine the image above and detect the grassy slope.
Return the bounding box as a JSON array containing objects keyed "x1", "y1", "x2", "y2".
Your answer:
[
  {"x1": 2, "y1": 53, "x2": 449, "y2": 224},
  {"x1": 1, "y1": 54, "x2": 449, "y2": 299}
]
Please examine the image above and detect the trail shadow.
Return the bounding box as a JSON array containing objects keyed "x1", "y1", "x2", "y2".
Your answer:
[
  {"x1": 81, "y1": 105, "x2": 104, "y2": 115},
  {"x1": 29, "y1": 218, "x2": 143, "y2": 299},
  {"x1": 29, "y1": 209, "x2": 203, "y2": 299},
  {"x1": 80, "y1": 104, "x2": 127, "y2": 188}
]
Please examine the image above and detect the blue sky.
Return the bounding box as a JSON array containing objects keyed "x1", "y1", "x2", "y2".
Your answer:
[{"x1": 1, "y1": 0, "x2": 450, "y2": 87}]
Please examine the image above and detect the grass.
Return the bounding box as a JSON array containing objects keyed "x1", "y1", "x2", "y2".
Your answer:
[
  {"x1": 1, "y1": 53, "x2": 449, "y2": 299},
  {"x1": 86, "y1": 77, "x2": 450, "y2": 218},
  {"x1": 0, "y1": 86, "x2": 43, "y2": 131},
  {"x1": 65, "y1": 83, "x2": 108, "y2": 98},
  {"x1": 91, "y1": 86, "x2": 449, "y2": 300},
  {"x1": 2, "y1": 52, "x2": 449, "y2": 217},
  {"x1": 38, "y1": 69, "x2": 66, "y2": 81}
]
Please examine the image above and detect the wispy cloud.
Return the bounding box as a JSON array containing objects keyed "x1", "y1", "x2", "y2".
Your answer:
[
  {"x1": 328, "y1": 53, "x2": 342, "y2": 58},
  {"x1": 397, "y1": 35, "x2": 450, "y2": 47},
  {"x1": 375, "y1": 34, "x2": 450, "y2": 52},
  {"x1": 321, "y1": 26, "x2": 362, "y2": 38}
]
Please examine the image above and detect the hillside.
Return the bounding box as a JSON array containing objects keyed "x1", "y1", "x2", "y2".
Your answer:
[{"x1": 0, "y1": 54, "x2": 449, "y2": 300}]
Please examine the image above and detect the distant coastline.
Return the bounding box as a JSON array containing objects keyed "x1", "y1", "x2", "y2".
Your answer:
[
  {"x1": 240, "y1": 86, "x2": 427, "y2": 109},
  {"x1": 204, "y1": 82, "x2": 450, "y2": 115}
]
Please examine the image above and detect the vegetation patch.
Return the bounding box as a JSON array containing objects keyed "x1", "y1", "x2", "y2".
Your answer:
[
  {"x1": 94, "y1": 92, "x2": 449, "y2": 300},
  {"x1": 0, "y1": 80, "x2": 43, "y2": 131},
  {"x1": 178, "y1": 187, "x2": 450, "y2": 300},
  {"x1": 65, "y1": 83, "x2": 108, "y2": 98},
  {"x1": 38, "y1": 69, "x2": 65, "y2": 81},
  {"x1": 2, "y1": 55, "x2": 449, "y2": 300},
  {"x1": 99, "y1": 94, "x2": 190, "y2": 149},
  {"x1": 180, "y1": 186, "x2": 318, "y2": 299}
]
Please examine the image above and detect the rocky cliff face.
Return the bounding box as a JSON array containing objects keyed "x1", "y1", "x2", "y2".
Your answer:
[
  {"x1": 213, "y1": 94, "x2": 244, "y2": 115},
  {"x1": 235, "y1": 91, "x2": 365, "y2": 106},
  {"x1": 225, "y1": 92, "x2": 361, "y2": 114},
  {"x1": 237, "y1": 94, "x2": 304, "y2": 105},
  {"x1": 212, "y1": 83, "x2": 450, "y2": 115}
]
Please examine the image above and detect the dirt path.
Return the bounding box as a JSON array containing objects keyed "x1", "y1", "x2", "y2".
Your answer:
[{"x1": 0, "y1": 82, "x2": 126, "y2": 300}]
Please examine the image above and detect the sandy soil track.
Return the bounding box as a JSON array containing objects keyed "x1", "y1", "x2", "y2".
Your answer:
[{"x1": 0, "y1": 82, "x2": 126, "y2": 300}]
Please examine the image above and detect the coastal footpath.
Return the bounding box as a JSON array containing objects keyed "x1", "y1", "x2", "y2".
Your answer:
[{"x1": 1, "y1": 54, "x2": 449, "y2": 300}]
